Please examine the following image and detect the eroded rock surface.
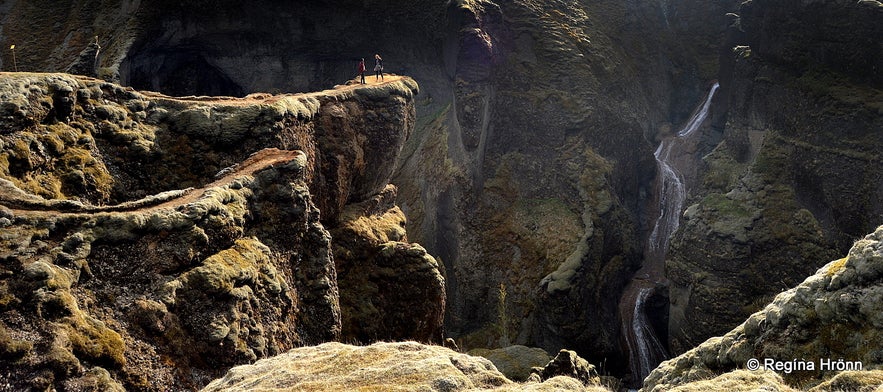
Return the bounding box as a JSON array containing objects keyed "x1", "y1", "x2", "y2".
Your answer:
[
  {"x1": 0, "y1": 73, "x2": 437, "y2": 390},
  {"x1": 331, "y1": 185, "x2": 445, "y2": 343}
]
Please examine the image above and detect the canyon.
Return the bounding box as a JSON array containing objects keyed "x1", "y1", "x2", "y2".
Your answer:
[{"x1": 1, "y1": 0, "x2": 881, "y2": 390}]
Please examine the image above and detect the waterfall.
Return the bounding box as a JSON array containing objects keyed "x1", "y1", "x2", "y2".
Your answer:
[
  {"x1": 646, "y1": 82, "x2": 720, "y2": 263},
  {"x1": 626, "y1": 287, "x2": 668, "y2": 384},
  {"x1": 620, "y1": 82, "x2": 719, "y2": 388}
]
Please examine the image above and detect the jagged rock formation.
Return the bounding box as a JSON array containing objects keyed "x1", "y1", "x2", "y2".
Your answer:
[
  {"x1": 644, "y1": 225, "x2": 883, "y2": 391},
  {"x1": 0, "y1": 73, "x2": 441, "y2": 390},
  {"x1": 201, "y1": 341, "x2": 609, "y2": 392},
  {"x1": 666, "y1": 0, "x2": 883, "y2": 353},
  {"x1": 530, "y1": 349, "x2": 602, "y2": 387},
  {"x1": 330, "y1": 185, "x2": 445, "y2": 343}
]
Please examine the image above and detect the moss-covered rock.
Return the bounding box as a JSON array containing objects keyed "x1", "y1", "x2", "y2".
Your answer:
[
  {"x1": 646, "y1": 225, "x2": 883, "y2": 391},
  {"x1": 469, "y1": 345, "x2": 552, "y2": 382},
  {"x1": 0, "y1": 73, "x2": 424, "y2": 390},
  {"x1": 202, "y1": 341, "x2": 606, "y2": 392},
  {"x1": 331, "y1": 185, "x2": 446, "y2": 344},
  {"x1": 807, "y1": 370, "x2": 883, "y2": 392},
  {"x1": 667, "y1": 370, "x2": 797, "y2": 392}
]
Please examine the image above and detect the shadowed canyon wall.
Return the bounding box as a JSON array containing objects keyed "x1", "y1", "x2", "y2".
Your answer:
[{"x1": 666, "y1": 0, "x2": 883, "y2": 355}]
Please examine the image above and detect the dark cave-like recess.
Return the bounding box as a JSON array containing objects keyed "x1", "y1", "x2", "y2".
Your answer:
[{"x1": 121, "y1": 48, "x2": 245, "y2": 97}]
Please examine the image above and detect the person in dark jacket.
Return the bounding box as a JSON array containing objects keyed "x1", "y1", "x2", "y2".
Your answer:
[
  {"x1": 373, "y1": 54, "x2": 383, "y2": 81},
  {"x1": 358, "y1": 58, "x2": 366, "y2": 84}
]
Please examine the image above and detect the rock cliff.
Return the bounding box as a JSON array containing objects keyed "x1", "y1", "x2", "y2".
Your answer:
[
  {"x1": 666, "y1": 0, "x2": 883, "y2": 354},
  {"x1": 390, "y1": 0, "x2": 739, "y2": 370},
  {"x1": 645, "y1": 225, "x2": 883, "y2": 391},
  {"x1": 0, "y1": 73, "x2": 441, "y2": 390}
]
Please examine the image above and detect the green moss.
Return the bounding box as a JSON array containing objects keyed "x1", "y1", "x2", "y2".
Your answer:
[
  {"x1": 702, "y1": 142, "x2": 748, "y2": 192},
  {"x1": 181, "y1": 238, "x2": 279, "y2": 296},
  {"x1": 0, "y1": 322, "x2": 33, "y2": 360},
  {"x1": 62, "y1": 314, "x2": 126, "y2": 368},
  {"x1": 702, "y1": 194, "x2": 751, "y2": 218},
  {"x1": 58, "y1": 146, "x2": 113, "y2": 201}
]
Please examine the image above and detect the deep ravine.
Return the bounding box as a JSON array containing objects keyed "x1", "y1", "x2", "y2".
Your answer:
[{"x1": 619, "y1": 82, "x2": 720, "y2": 388}]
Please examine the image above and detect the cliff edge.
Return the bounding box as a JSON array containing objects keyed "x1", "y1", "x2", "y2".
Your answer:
[{"x1": 0, "y1": 72, "x2": 442, "y2": 391}]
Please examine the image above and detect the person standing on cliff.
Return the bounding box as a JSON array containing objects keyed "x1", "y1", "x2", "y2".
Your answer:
[
  {"x1": 358, "y1": 58, "x2": 366, "y2": 84},
  {"x1": 373, "y1": 54, "x2": 383, "y2": 81}
]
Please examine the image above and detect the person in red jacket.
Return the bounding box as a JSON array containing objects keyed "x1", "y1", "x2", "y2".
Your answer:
[{"x1": 358, "y1": 58, "x2": 366, "y2": 84}]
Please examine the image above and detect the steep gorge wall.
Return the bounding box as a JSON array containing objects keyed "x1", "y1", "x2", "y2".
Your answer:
[
  {"x1": 393, "y1": 0, "x2": 738, "y2": 373},
  {"x1": 667, "y1": 0, "x2": 883, "y2": 354},
  {"x1": 647, "y1": 224, "x2": 883, "y2": 391}
]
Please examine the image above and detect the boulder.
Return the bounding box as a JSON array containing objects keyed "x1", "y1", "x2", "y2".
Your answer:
[
  {"x1": 469, "y1": 345, "x2": 552, "y2": 381},
  {"x1": 532, "y1": 349, "x2": 601, "y2": 386}
]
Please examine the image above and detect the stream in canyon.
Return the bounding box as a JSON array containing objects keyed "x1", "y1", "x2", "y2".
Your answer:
[{"x1": 620, "y1": 82, "x2": 720, "y2": 388}]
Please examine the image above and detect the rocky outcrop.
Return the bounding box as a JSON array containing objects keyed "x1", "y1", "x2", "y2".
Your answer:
[
  {"x1": 0, "y1": 149, "x2": 336, "y2": 391},
  {"x1": 530, "y1": 349, "x2": 602, "y2": 387},
  {"x1": 645, "y1": 225, "x2": 883, "y2": 391},
  {"x1": 655, "y1": 370, "x2": 798, "y2": 392},
  {"x1": 0, "y1": 73, "x2": 435, "y2": 390},
  {"x1": 667, "y1": 0, "x2": 883, "y2": 353},
  {"x1": 201, "y1": 341, "x2": 608, "y2": 392},
  {"x1": 330, "y1": 185, "x2": 445, "y2": 343},
  {"x1": 469, "y1": 345, "x2": 552, "y2": 381}
]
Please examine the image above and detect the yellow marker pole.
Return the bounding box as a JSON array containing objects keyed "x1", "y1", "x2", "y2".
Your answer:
[{"x1": 9, "y1": 45, "x2": 16, "y2": 72}]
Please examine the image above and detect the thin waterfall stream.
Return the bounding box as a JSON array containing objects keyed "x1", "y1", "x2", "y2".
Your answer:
[{"x1": 619, "y1": 82, "x2": 720, "y2": 388}]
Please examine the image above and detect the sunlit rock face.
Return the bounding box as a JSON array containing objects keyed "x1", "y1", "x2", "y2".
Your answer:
[{"x1": 0, "y1": 72, "x2": 436, "y2": 390}]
